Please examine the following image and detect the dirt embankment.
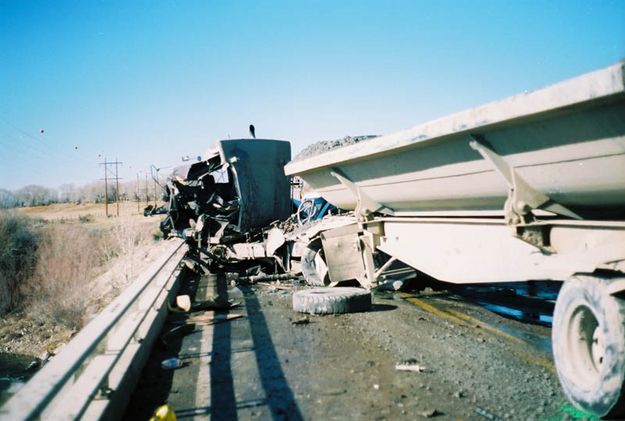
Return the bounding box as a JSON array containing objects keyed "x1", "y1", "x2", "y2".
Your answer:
[{"x1": 0, "y1": 203, "x2": 168, "y2": 359}]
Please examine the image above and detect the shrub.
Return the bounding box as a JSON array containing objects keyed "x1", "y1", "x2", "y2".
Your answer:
[
  {"x1": 151, "y1": 228, "x2": 163, "y2": 241},
  {"x1": 1, "y1": 211, "x2": 159, "y2": 332},
  {"x1": 78, "y1": 214, "x2": 95, "y2": 223},
  {"x1": 24, "y1": 223, "x2": 114, "y2": 330},
  {"x1": 106, "y1": 217, "x2": 152, "y2": 282},
  {"x1": 0, "y1": 212, "x2": 40, "y2": 314}
]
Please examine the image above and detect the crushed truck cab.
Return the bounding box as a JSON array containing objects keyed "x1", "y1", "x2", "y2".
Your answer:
[{"x1": 160, "y1": 139, "x2": 291, "y2": 255}]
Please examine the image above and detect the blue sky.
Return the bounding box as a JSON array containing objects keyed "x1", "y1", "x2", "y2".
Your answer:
[{"x1": 1, "y1": 0, "x2": 624, "y2": 190}]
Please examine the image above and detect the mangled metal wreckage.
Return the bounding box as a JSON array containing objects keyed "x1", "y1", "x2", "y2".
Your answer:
[{"x1": 159, "y1": 138, "x2": 301, "y2": 273}]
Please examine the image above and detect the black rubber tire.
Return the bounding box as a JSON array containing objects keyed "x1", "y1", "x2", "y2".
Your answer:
[
  {"x1": 552, "y1": 274, "x2": 625, "y2": 417},
  {"x1": 301, "y1": 238, "x2": 330, "y2": 287},
  {"x1": 292, "y1": 287, "x2": 372, "y2": 315}
]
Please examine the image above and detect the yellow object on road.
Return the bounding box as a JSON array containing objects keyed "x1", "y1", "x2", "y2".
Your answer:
[{"x1": 150, "y1": 404, "x2": 177, "y2": 421}]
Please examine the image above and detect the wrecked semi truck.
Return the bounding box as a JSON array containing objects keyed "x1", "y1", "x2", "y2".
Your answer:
[
  {"x1": 284, "y1": 61, "x2": 625, "y2": 417},
  {"x1": 157, "y1": 62, "x2": 625, "y2": 417},
  {"x1": 157, "y1": 137, "x2": 348, "y2": 281},
  {"x1": 159, "y1": 138, "x2": 294, "y2": 268}
]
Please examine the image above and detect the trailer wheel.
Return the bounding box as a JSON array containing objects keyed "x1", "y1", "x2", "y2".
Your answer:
[
  {"x1": 293, "y1": 287, "x2": 371, "y2": 314},
  {"x1": 552, "y1": 274, "x2": 625, "y2": 417},
  {"x1": 296, "y1": 199, "x2": 318, "y2": 225},
  {"x1": 301, "y1": 238, "x2": 330, "y2": 286}
]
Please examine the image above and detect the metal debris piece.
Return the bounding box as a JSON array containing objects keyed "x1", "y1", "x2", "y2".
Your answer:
[
  {"x1": 245, "y1": 265, "x2": 262, "y2": 276},
  {"x1": 257, "y1": 283, "x2": 294, "y2": 291},
  {"x1": 186, "y1": 312, "x2": 244, "y2": 325},
  {"x1": 167, "y1": 295, "x2": 239, "y2": 313},
  {"x1": 175, "y1": 295, "x2": 192, "y2": 312},
  {"x1": 290, "y1": 317, "x2": 310, "y2": 326},
  {"x1": 321, "y1": 388, "x2": 347, "y2": 396},
  {"x1": 240, "y1": 273, "x2": 301, "y2": 284},
  {"x1": 191, "y1": 299, "x2": 238, "y2": 312},
  {"x1": 419, "y1": 408, "x2": 439, "y2": 418},
  {"x1": 475, "y1": 406, "x2": 505, "y2": 421},
  {"x1": 395, "y1": 363, "x2": 427, "y2": 373}
]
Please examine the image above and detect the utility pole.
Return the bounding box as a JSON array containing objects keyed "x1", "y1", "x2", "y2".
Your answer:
[
  {"x1": 153, "y1": 171, "x2": 158, "y2": 208},
  {"x1": 115, "y1": 157, "x2": 120, "y2": 216},
  {"x1": 102, "y1": 158, "x2": 108, "y2": 217},
  {"x1": 99, "y1": 158, "x2": 123, "y2": 217},
  {"x1": 136, "y1": 173, "x2": 140, "y2": 213},
  {"x1": 145, "y1": 174, "x2": 149, "y2": 208}
]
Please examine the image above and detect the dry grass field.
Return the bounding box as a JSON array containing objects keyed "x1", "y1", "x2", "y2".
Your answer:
[
  {"x1": 0, "y1": 201, "x2": 170, "y2": 357},
  {"x1": 17, "y1": 200, "x2": 149, "y2": 222}
]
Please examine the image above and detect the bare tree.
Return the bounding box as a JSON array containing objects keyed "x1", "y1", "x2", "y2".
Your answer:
[{"x1": 0, "y1": 189, "x2": 20, "y2": 209}]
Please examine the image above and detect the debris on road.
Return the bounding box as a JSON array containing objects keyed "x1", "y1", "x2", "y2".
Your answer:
[
  {"x1": 175, "y1": 295, "x2": 191, "y2": 312},
  {"x1": 128, "y1": 258, "x2": 569, "y2": 420},
  {"x1": 321, "y1": 388, "x2": 347, "y2": 396},
  {"x1": 149, "y1": 404, "x2": 177, "y2": 421},
  {"x1": 160, "y1": 358, "x2": 183, "y2": 370},
  {"x1": 419, "y1": 408, "x2": 439, "y2": 418},
  {"x1": 186, "y1": 312, "x2": 243, "y2": 325},
  {"x1": 191, "y1": 298, "x2": 238, "y2": 312},
  {"x1": 395, "y1": 362, "x2": 427, "y2": 373},
  {"x1": 257, "y1": 282, "x2": 295, "y2": 290},
  {"x1": 292, "y1": 287, "x2": 372, "y2": 315},
  {"x1": 474, "y1": 406, "x2": 505, "y2": 421},
  {"x1": 241, "y1": 273, "x2": 302, "y2": 284},
  {"x1": 167, "y1": 296, "x2": 237, "y2": 313},
  {"x1": 290, "y1": 317, "x2": 310, "y2": 326}
]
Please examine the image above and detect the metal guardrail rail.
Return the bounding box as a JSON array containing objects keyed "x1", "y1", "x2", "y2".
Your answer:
[{"x1": 0, "y1": 239, "x2": 186, "y2": 421}]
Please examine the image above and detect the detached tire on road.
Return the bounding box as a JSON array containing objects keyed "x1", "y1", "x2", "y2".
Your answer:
[
  {"x1": 552, "y1": 274, "x2": 625, "y2": 417},
  {"x1": 293, "y1": 287, "x2": 372, "y2": 315}
]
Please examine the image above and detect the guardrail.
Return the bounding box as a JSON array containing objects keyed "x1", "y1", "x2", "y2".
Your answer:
[{"x1": 0, "y1": 239, "x2": 186, "y2": 421}]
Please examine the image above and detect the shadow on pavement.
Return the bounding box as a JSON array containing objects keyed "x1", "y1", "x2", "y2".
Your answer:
[
  {"x1": 240, "y1": 285, "x2": 303, "y2": 421},
  {"x1": 209, "y1": 274, "x2": 237, "y2": 421},
  {"x1": 122, "y1": 267, "x2": 198, "y2": 420},
  {"x1": 370, "y1": 303, "x2": 398, "y2": 312}
]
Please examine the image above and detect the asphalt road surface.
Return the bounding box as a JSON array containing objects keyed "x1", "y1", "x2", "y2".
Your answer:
[{"x1": 124, "y1": 270, "x2": 580, "y2": 421}]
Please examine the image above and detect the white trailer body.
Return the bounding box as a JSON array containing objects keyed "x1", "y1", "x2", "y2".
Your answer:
[
  {"x1": 285, "y1": 62, "x2": 625, "y2": 417},
  {"x1": 286, "y1": 61, "x2": 625, "y2": 218}
]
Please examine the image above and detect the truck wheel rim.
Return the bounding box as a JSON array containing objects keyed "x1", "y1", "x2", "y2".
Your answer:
[
  {"x1": 568, "y1": 304, "x2": 602, "y2": 385},
  {"x1": 591, "y1": 324, "x2": 605, "y2": 370}
]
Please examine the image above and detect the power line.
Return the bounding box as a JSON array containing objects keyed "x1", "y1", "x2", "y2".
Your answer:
[
  {"x1": 99, "y1": 158, "x2": 123, "y2": 217},
  {"x1": 0, "y1": 115, "x2": 101, "y2": 172}
]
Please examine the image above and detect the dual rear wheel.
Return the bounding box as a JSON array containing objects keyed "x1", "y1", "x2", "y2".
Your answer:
[{"x1": 553, "y1": 274, "x2": 625, "y2": 418}]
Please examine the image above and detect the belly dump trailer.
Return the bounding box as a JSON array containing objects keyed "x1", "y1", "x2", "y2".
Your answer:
[{"x1": 284, "y1": 61, "x2": 625, "y2": 417}]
